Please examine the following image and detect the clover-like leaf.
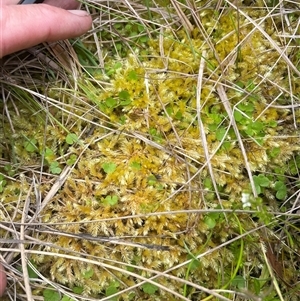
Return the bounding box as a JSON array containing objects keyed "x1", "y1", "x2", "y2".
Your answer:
[
  {"x1": 66, "y1": 133, "x2": 78, "y2": 145},
  {"x1": 253, "y1": 174, "x2": 270, "y2": 187},
  {"x1": 24, "y1": 138, "x2": 38, "y2": 152},
  {"x1": 67, "y1": 154, "x2": 77, "y2": 166},
  {"x1": 82, "y1": 269, "x2": 94, "y2": 279},
  {"x1": 43, "y1": 289, "x2": 60, "y2": 301},
  {"x1": 141, "y1": 283, "x2": 158, "y2": 295},
  {"x1": 103, "y1": 195, "x2": 118, "y2": 206},
  {"x1": 49, "y1": 162, "x2": 62, "y2": 175},
  {"x1": 274, "y1": 181, "x2": 287, "y2": 200},
  {"x1": 102, "y1": 162, "x2": 117, "y2": 174},
  {"x1": 105, "y1": 97, "x2": 118, "y2": 108}
]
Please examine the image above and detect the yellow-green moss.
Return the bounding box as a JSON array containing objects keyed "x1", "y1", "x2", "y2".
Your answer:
[{"x1": 1, "y1": 1, "x2": 300, "y2": 299}]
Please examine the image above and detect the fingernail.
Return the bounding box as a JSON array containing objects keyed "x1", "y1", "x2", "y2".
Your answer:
[{"x1": 68, "y1": 10, "x2": 90, "y2": 17}]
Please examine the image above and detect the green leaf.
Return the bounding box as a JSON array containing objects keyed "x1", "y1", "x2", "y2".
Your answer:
[
  {"x1": 4, "y1": 164, "x2": 15, "y2": 177},
  {"x1": 250, "y1": 121, "x2": 264, "y2": 133},
  {"x1": 137, "y1": 24, "x2": 145, "y2": 33},
  {"x1": 66, "y1": 133, "x2": 78, "y2": 145},
  {"x1": 253, "y1": 278, "x2": 261, "y2": 295},
  {"x1": 118, "y1": 90, "x2": 130, "y2": 101},
  {"x1": 207, "y1": 211, "x2": 220, "y2": 220},
  {"x1": 244, "y1": 127, "x2": 254, "y2": 136},
  {"x1": 269, "y1": 120, "x2": 277, "y2": 127},
  {"x1": 130, "y1": 161, "x2": 141, "y2": 170},
  {"x1": 187, "y1": 254, "x2": 200, "y2": 271},
  {"x1": 82, "y1": 269, "x2": 94, "y2": 279},
  {"x1": 105, "y1": 286, "x2": 118, "y2": 299},
  {"x1": 43, "y1": 289, "x2": 60, "y2": 301},
  {"x1": 49, "y1": 162, "x2": 62, "y2": 175},
  {"x1": 113, "y1": 62, "x2": 122, "y2": 69},
  {"x1": 253, "y1": 174, "x2": 270, "y2": 187},
  {"x1": 102, "y1": 162, "x2": 117, "y2": 174},
  {"x1": 203, "y1": 178, "x2": 213, "y2": 189},
  {"x1": 268, "y1": 147, "x2": 280, "y2": 158},
  {"x1": 105, "y1": 281, "x2": 120, "y2": 300},
  {"x1": 236, "y1": 81, "x2": 245, "y2": 88},
  {"x1": 238, "y1": 102, "x2": 254, "y2": 113},
  {"x1": 106, "y1": 62, "x2": 122, "y2": 76},
  {"x1": 232, "y1": 275, "x2": 246, "y2": 289},
  {"x1": 216, "y1": 127, "x2": 226, "y2": 141},
  {"x1": 27, "y1": 261, "x2": 39, "y2": 279},
  {"x1": 165, "y1": 105, "x2": 173, "y2": 116},
  {"x1": 274, "y1": 180, "x2": 285, "y2": 190},
  {"x1": 140, "y1": 35, "x2": 149, "y2": 43},
  {"x1": 105, "y1": 97, "x2": 118, "y2": 108},
  {"x1": 44, "y1": 147, "x2": 54, "y2": 157},
  {"x1": 204, "y1": 216, "x2": 216, "y2": 229},
  {"x1": 72, "y1": 287, "x2": 83, "y2": 294},
  {"x1": 147, "y1": 175, "x2": 157, "y2": 186},
  {"x1": 222, "y1": 141, "x2": 231, "y2": 151},
  {"x1": 129, "y1": 31, "x2": 138, "y2": 37},
  {"x1": 119, "y1": 115, "x2": 126, "y2": 124},
  {"x1": 246, "y1": 80, "x2": 256, "y2": 91},
  {"x1": 234, "y1": 110, "x2": 243, "y2": 122},
  {"x1": 141, "y1": 283, "x2": 158, "y2": 295},
  {"x1": 124, "y1": 24, "x2": 132, "y2": 31},
  {"x1": 254, "y1": 183, "x2": 261, "y2": 195},
  {"x1": 274, "y1": 181, "x2": 287, "y2": 200},
  {"x1": 115, "y1": 42, "x2": 122, "y2": 51},
  {"x1": 66, "y1": 154, "x2": 77, "y2": 166},
  {"x1": 174, "y1": 111, "x2": 183, "y2": 120},
  {"x1": 208, "y1": 123, "x2": 217, "y2": 131},
  {"x1": 120, "y1": 98, "x2": 131, "y2": 106},
  {"x1": 209, "y1": 112, "x2": 223, "y2": 124},
  {"x1": 149, "y1": 128, "x2": 163, "y2": 142},
  {"x1": 128, "y1": 292, "x2": 136, "y2": 300},
  {"x1": 190, "y1": 259, "x2": 200, "y2": 270},
  {"x1": 126, "y1": 265, "x2": 135, "y2": 272},
  {"x1": 103, "y1": 195, "x2": 118, "y2": 206},
  {"x1": 276, "y1": 189, "x2": 287, "y2": 200},
  {"x1": 127, "y1": 70, "x2": 138, "y2": 81},
  {"x1": 24, "y1": 138, "x2": 38, "y2": 152}
]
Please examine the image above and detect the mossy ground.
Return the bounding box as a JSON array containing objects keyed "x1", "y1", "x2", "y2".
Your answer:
[{"x1": 0, "y1": 0, "x2": 300, "y2": 300}]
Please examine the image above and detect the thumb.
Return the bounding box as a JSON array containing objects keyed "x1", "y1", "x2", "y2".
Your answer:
[{"x1": 0, "y1": 4, "x2": 92, "y2": 58}]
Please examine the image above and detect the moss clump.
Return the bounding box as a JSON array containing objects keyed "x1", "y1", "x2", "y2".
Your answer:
[{"x1": 1, "y1": 1, "x2": 299, "y2": 300}]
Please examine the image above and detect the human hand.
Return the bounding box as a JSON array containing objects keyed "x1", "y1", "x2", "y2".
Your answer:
[{"x1": 0, "y1": 0, "x2": 92, "y2": 58}]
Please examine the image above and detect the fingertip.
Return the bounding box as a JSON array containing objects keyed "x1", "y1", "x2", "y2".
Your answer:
[
  {"x1": 66, "y1": 9, "x2": 92, "y2": 36},
  {"x1": 0, "y1": 5, "x2": 92, "y2": 57},
  {"x1": 68, "y1": 10, "x2": 90, "y2": 17}
]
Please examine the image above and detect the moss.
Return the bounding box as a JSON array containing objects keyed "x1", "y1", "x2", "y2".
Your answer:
[{"x1": 1, "y1": 0, "x2": 300, "y2": 299}]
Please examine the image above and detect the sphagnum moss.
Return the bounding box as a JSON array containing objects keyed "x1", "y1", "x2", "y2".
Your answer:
[{"x1": 1, "y1": 0, "x2": 300, "y2": 300}]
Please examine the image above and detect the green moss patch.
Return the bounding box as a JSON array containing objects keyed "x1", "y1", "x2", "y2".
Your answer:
[{"x1": 1, "y1": 1, "x2": 299, "y2": 300}]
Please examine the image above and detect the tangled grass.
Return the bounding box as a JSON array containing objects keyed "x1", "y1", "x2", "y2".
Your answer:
[{"x1": 0, "y1": 0, "x2": 299, "y2": 300}]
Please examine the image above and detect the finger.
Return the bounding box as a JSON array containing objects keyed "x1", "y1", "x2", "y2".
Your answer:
[
  {"x1": 43, "y1": 0, "x2": 79, "y2": 9},
  {"x1": 2, "y1": 0, "x2": 79, "y2": 8},
  {"x1": 0, "y1": 0, "x2": 19, "y2": 4},
  {"x1": 0, "y1": 4, "x2": 92, "y2": 58}
]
